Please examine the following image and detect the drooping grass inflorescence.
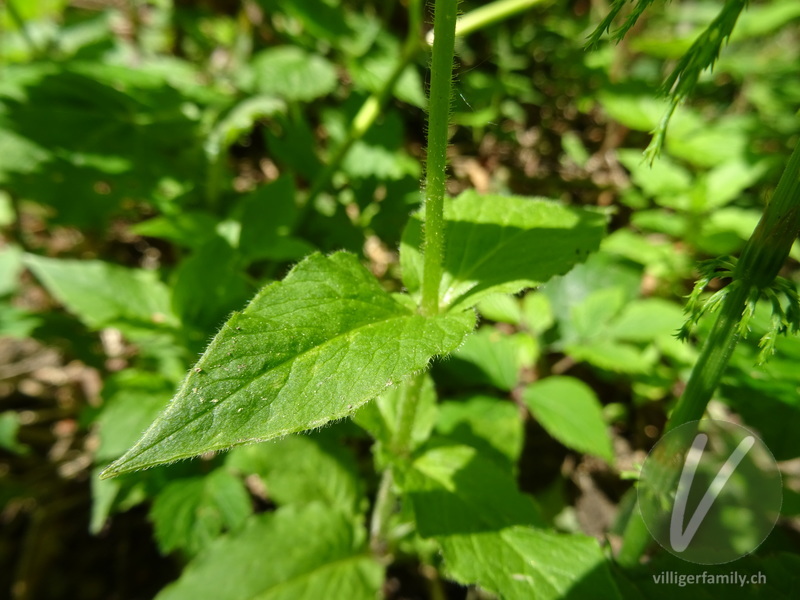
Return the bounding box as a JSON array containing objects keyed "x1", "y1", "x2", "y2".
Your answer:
[{"x1": 587, "y1": 0, "x2": 751, "y2": 164}]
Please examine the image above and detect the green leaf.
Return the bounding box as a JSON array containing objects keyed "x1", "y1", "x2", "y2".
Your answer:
[
  {"x1": 400, "y1": 190, "x2": 606, "y2": 311},
  {"x1": 130, "y1": 211, "x2": 219, "y2": 250},
  {"x1": 521, "y1": 292, "x2": 555, "y2": 335},
  {"x1": 95, "y1": 371, "x2": 173, "y2": 463},
  {"x1": 476, "y1": 293, "x2": 523, "y2": 325},
  {"x1": 24, "y1": 254, "x2": 177, "y2": 331},
  {"x1": 102, "y1": 252, "x2": 474, "y2": 478},
  {"x1": 206, "y1": 96, "x2": 285, "y2": 158},
  {"x1": 0, "y1": 412, "x2": 29, "y2": 455},
  {"x1": 0, "y1": 304, "x2": 40, "y2": 338},
  {"x1": 667, "y1": 116, "x2": 752, "y2": 168},
  {"x1": 0, "y1": 129, "x2": 50, "y2": 181},
  {"x1": 441, "y1": 529, "x2": 620, "y2": 600},
  {"x1": 1, "y1": 64, "x2": 205, "y2": 226},
  {"x1": 522, "y1": 376, "x2": 614, "y2": 463},
  {"x1": 237, "y1": 176, "x2": 314, "y2": 262},
  {"x1": 568, "y1": 287, "x2": 627, "y2": 342},
  {"x1": 445, "y1": 326, "x2": 537, "y2": 391},
  {"x1": 597, "y1": 87, "x2": 670, "y2": 132},
  {"x1": 617, "y1": 149, "x2": 692, "y2": 199},
  {"x1": 155, "y1": 503, "x2": 383, "y2": 600},
  {"x1": 404, "y1": 444, "x2": 620, "y2": 600},
  {"x1": 264, "y1": 113, "x2": 322, "y2": 181},
  {"x1": 0, "y1": 244, "x2": 23, "y2": 297},
  {"x1": 247, "y1": 47, "x2": 338, "y2": 102},
  {"x1": 278, "y1": 0, "x2": 356, "y2": 49},
  {"x1": 171, "y1": 236, "x2": 253, "y2": 332},
  {"x1": 150, "y1": 469, "x2": 252, "y2": 556},
  {"x1": 405, "y1": 444, "x2": 542, "y2": 535},
  {"x1": 323, "y1": 104, "x2": 420, "y2": 180},
  {"x1": 226, "y1": 429, "x2": 365, "y2": 515},
  {"x1": 346, "y1": 36, "x2": 426, "y2": 107},
  {"x1": 541, "y1": 253, "x2": 642, "y2": 328},
  {"x1": 566, "y1": 340, "x2": 657, "y2": 374},
  {"x1": 436, "y1": 396, "x2": 523, "y2": 469},
  {"x1": 352, "y1": 375, "x2": 438, "y2": 451},
  {"x1": 608, "y1": 299, "x2": 684, "y2": 342},
  {"x1": 704, "y1": 159, "x2": 768, "y2": 210}
]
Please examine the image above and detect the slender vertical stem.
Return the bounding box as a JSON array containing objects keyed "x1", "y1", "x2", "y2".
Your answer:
[
  {"x1": 617, "y1": 283, "x2": 748, "y2": 566},
  {"x1": 370, "y1": 469, "x2": 395, "y2": 556},
  {"x1": 617, "y1": 141, "x2": 800, "y2": 566},
  {"x1": 370, "y1": 0, "x2": 459, "y2": 558},
  {"x1": 421, "y1": 0, "x2": 459, "y2": 316},
  {"x1": 666, "y1": 283, "x2": 749, "y2": 431},
  {"x1": 371, "y1": 372, "x2": 426, "y2": 556},
  {"x1": 392, "y1": 372, "x2": 427, "y2": 457}
]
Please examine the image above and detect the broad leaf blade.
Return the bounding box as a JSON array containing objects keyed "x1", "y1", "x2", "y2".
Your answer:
[
  {"x1": 102, "y1": 252, "x2": 474, "y2": 478},
  {"x1": 156, "y1": 503, "x2": 383, "y2": 600},
  {"x1": 400, "y1": 191, "x2": 606, "y2": 310},
  {"x1": 436, "y1": 396, "x2": 524, "y2": 469},
  {"x1": 247, "y1": 47, "x2": 338, "y2": 102},
  {"x1": 439, "y1": 528, "x2": 621, "y2": 600},
  {"x1": 149, "y1": 468, "x2": 251, "y2": 556},
  {"x1": 226, "y1": 428, "x2": 365, "y2": 516},
  {"x1": 404, "y1": 444, "x2": 620, "y2": 600},
  {"x1": 24, "y1": 254, "x2": 178, "y2": 331},
  {"x1": 522, "y1": 376, "x2": 614, "y2": 463},
  {"x1": 405, "y1": 444, "x2": 543, "y2": 536}
]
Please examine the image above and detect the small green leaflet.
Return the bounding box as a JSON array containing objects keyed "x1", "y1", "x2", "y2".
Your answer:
[
  {"x1": 24, "y1": 254, "x2": 177, "y2": 331},
  {"x1": 226, "y1": 428, "x2": 366, "y2": 516},
  {"x1": 400, "y1": 191, "x2": 606, "y2": 311},
  {"x1": 102, "y1": 252, "x2": 474, "y2": 478},
  {"x1": 522, "y1": 376, "x2": 614, "y2": 464},
  {"x1": 156, "y1": 503, "x2": 383, "y2": 600},
  {"x1": 403, "y1": 444, "x2": 621, "y2": 600},
  {"x1": 149, "y1": 468, "x2": 251, "y2": 557}
]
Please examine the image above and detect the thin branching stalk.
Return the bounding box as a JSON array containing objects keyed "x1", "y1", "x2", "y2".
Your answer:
[{"x1": 300, "y1": 0, "x2": 424, "y2": 222}]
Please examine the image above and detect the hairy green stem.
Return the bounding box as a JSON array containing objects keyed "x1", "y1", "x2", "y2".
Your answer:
[
  {"x1": 666, "y1": 282, "x2": 750, "y2": 431},
  {"x1": 371, "y1": 373, "x2": 426, "y2": 555},
  {"x1": 392, "y1": 373, "x2": 427, "y2": 457},
  {"x1": 421, "y1": 0, "x2": 459, "y2": 316},
  {"x1": 370, "y1": 468, "x2": 395, "y2": 556},
  {"x1": 370, "y1": 0, "x2": 460, "y2": 556},
  {"x1": 617, "y1": 284, "x2": 748, "y2": 565},
  {"x1": 617, "y1": 141, "x2": 800, "y2": 566}
]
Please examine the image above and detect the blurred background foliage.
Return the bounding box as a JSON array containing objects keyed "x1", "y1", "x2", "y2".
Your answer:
[{"x1": 0, "y1": 0, "x2": 799, "y2": 598}]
